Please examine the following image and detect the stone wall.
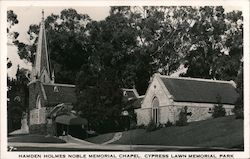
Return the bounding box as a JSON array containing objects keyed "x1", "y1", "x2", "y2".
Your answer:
[
  {"x1": 30, "y1": 107, "x2": 47, "y2": 125},
  {"x1": 173, "y1": 105, "x2": 213, "y2": 122},
  {"x1": 29, "y1": 124, "x2": 47, "y2": 134},
  {"x1": 173, "y1": 102, "x2": 234, "y2": 122},
  {"x1": 135, "y1": 108, "x2": 151, "y2": 126},
  {"x1": 29, "y1": 81, "x2": 47, "y2": 110},
  {"x1": 29, "y1": 81, "x2": 52, "y2": 135},
  {"x1": 136, "y1": 104, "x2": 234, "y2": 126},
  {"x1": 141, "y1": 74, "x2": 173, "y2": 109},
  {"x1": 136, "y1": 74, "x2": 176, "y2": 125},
  {"x1": 159, "y1": 106, "x2": 175, "y2": 123},
  {"x1": 29, "y1": 110, "x2": 56, "y2": 135},
  {"x1": 175, "y1": 105, "x2": 233, "y2": 123}
]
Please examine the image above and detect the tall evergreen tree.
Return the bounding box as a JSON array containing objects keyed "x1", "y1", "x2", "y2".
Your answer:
[
  {"x1": 7, "y1": 66, "x2": 29, "y2": 132},
  {"x1": 13, "y1": 9, "x2": 91, "y2": 84}
]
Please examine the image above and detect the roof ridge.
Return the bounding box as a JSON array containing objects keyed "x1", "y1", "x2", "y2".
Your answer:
[
  {"x1": 122, "y1": 88, "x2": 135, "y2": 91},
  {"x1": 122, "y1": 88, "x2": 140, "y2": 98},
  {"x1": 138, "y1": 95, "x2": 145, "y2": 98},
  {"x1": 159, "y1": 74, "x2": 234, "y2": 84}
]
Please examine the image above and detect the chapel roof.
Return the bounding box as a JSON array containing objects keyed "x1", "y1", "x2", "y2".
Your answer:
[
  {"x1": 123, "y1": 96, "x2": 144, "y2": 110},
  {"x1": 122, "y1": 88, "x2": 143, "y2": 110},
  {"x1": 132, "y1": 96, "x2": 144, "y2": 109},
  {"x1": 42, "y1": 83, "x2": 76, "y2": 105},
  {"x1": 122, "y1": 88, "x2": 139, "y2": 100},
  {"x1": 160, "y1": 75, "x2": 239, "y2": 105}
]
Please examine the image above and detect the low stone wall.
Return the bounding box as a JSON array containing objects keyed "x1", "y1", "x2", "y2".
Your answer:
[{"x1": 29, "y1": 124, "x2": 47, "y2": 134}]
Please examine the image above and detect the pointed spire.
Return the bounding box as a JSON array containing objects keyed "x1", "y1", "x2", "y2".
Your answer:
[
  {"x1": 31, "y1": 10, "x2": 51, "y2": 83},
  {"x1": 16, "y1": 64, "x2": 20, "y2": 81},
  {"x1": 42, "y1": 9, "x2": 44, "y2": 21}
]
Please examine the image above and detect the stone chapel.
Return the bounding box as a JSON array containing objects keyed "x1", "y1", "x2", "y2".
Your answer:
[
  {"x1": 135, "y1": 73, "x2": 239, "y2": 126},
  {"x1": 28, "y1": 11, "x2": 77, "y2": 134}
]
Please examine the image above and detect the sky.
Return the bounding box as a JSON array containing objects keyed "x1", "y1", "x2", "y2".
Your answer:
[
  {"x1": 7, "y1": 6, "x2": 110, "y2": 78},
  {"x1": 7, "y1": 6, "x2": 242, "y2": 78}
]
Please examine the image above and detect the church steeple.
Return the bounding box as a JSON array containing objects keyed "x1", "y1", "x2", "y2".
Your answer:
[{"x1": 31, "y1": 10, "x2": 51, "y2": 83}]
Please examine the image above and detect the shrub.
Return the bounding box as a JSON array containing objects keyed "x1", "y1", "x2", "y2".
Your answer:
[
  {"x1": 136, "y1": 124, "x2": 146, "y2": 129},
  {"x1": 233, "y1": 65, "x2": 243, "y2": 119},
  {"x1": 212, "y1": 104, "x2": 226, "y2": 118},
  {"x1": 233, "y1": 104, "x2": 243, "y2": 119},
  {"x1": 234, "y1": 108, "x2": 243, "y2": 119},
  {"x1": 176, "y1": 111, "x2": 188, "y2": 126},
  {"x1": 212, "y1": 96, "x2": 226, "y2": 118},
  {"x1": 176, "y1": 107, "x2": 188, "y2": 126},
  {"x1": 129, "y1": 122, "x2": 137, "y2": 130},
  {"x1": 165, "y1": 120, "x2": 173, "y2": 127},
  {"x1": 233, "y1": 93, "x2": 243, "y2": 119},
  {"x1": 158, "y1": 123, "x2": 163, "y2": 129},
  {"x1": 146, "y1": 119, "x2": 157, "y2": 132}
]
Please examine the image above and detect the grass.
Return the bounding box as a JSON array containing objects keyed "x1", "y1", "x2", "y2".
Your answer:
[
  {"x1": 8, "y1": 134, "x2": 66, "y2": 143},
  {"x1": 89, "y1": 116, "x2": 243, "y2": 149},
  {"x1": 85, "y1": 132, "x2": 115, "y2": 144}
]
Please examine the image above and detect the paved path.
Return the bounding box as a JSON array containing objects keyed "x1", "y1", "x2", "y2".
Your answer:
[
  {"x1": 102, "y1": 132, "x2": 122, "y2": 145},
  {"x1": 60, "y1": 135, "x2": 94, "y2": 145}
]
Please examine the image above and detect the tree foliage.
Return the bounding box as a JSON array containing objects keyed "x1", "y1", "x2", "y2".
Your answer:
[
  {"x1": 15, "y1": 6, "x2": 243, "y2": 91},
  {"x1": 75, "y1": 8, "x2": 137, "y2": 131},
  {"x1": 13, "y1": 9, "x2": 91, "y2": 84},
  {"x1": 181, "y1": 7, "x2": 243, "y2": 81},
  {"x1": 7, "y1": 66, "x2": 29, "y2": 132},
  {"x1": 13, "y1": 7, "x2": 244, "y2": 131},
  {"x1": 7, "y1": 10, "x2": 19, "y2": 69},
  {"x1": 233, "y1": 65, "x2": 243, "y2": 119},
  {"x1": 7, "y1": 10, "x2": 19, "y2": 41}
]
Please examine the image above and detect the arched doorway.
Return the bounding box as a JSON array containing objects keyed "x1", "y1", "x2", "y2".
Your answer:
[{"x1": 152, "y1": 97, "x2": 159, "y2": 124}]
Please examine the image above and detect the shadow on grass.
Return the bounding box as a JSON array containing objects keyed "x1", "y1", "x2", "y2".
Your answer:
[{"x1": 8, "y1": 134, "x2": 66, "y2": 143}]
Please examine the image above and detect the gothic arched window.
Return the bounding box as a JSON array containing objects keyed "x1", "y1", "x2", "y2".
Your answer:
[
  {"x1": 36, "y1": 95, "x2": 41, "y2": 109},
  {"x1": 152, "y1": 96, "x2": 159, "y2": 124},
  {"x1": 36, "y1": 95, "x2": 41, "y2": 123}
]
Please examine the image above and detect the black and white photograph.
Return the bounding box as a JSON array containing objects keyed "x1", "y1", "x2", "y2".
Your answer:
[{"x1": 1, "y1": 0, "x2": 249, "y2": 158}]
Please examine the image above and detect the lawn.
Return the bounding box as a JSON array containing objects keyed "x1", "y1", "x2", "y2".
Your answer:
[
  {"x1": 8, "y1": 134, "x2": 66, "y2": 143},
  {"x1": 85, "y1": 132, "x2": 115, "y2": 144},
  {"x1": 89, "y1": 116, "x2": 244, "y2": 149}
]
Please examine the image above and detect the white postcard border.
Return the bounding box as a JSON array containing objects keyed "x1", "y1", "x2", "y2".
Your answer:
[{"x1": 1, "y1": 0, "x2": 249, "y2": 159}]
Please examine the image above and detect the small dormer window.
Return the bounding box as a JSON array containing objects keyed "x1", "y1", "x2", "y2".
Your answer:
[
  {"x1": 208, "y1": 108, "x2": 213, "y2": 113},
  {"x1": 123, "y1": 91, "x2": 127, "y2": 96},
  {"x1": 54, "y1": 86, "x2": 59, "y2": 92}
]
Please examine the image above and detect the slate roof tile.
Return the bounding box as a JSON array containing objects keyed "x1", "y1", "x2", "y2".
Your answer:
[
  {"x1": 160, "y1": 77, "x2": 239, "y2": 105},
  {"x1": 42, "y1": 84, "x2": 76, "y2": 105}
]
